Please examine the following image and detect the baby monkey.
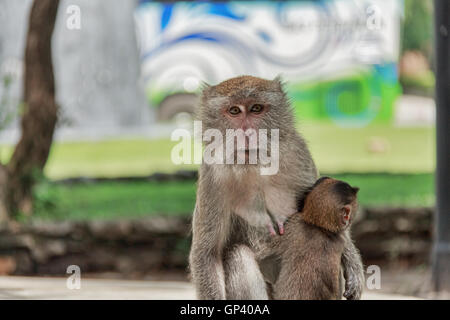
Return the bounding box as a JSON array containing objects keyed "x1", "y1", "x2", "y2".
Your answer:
[{"x1": 271, "y1": 177, "x2": 360, "y2": 300}]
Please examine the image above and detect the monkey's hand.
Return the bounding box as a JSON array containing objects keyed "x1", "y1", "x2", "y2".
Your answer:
[{"x1": 342, "y1": 235, "x2": 364, "y2": 300}]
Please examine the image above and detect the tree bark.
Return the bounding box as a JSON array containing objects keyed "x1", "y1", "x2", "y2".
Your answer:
[
  {"x1": 2, "y1": 0, "x2": 60, "y2": 218},
  {"x1": 0, "y1": 164, "x2": 9, "y2": 222}
]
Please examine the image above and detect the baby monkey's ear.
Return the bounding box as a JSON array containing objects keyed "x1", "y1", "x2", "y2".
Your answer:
[
  {"x1": 342, "y1": 204, "x2": 352, "y2": 226},
  {"x1": 352, "y1": 187, "x2": 360, "y2": 194}
]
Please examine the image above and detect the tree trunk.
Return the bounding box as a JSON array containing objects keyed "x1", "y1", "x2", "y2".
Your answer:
[
  {"x1": 2, "y1": 0, "x2": 60, "y2": 219},
  {"x1": 0, "y1": 164, "x2": 9, "y2": 222}
]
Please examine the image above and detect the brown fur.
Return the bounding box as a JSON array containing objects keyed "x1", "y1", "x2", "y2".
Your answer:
[
  {"x1": 271, "y1": 178, "x2": 359, "y2": 300},
  {"x1": 301, "y1": 178, "x2": 358, "y2": 233},
  {"x1": 211, "y1": 76, "x2": 280, "y2": 96}
]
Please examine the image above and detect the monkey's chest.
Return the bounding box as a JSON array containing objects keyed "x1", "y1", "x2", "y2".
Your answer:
[
  {"x1": 232, "y1": 190, "x2": 268, "y2": 228},
  {"x1": 263, "y1": 185, "x2": 298, "y2": 219},
  {"x1": 231, "y1": 188, "x2": 297, "y2": 228}
]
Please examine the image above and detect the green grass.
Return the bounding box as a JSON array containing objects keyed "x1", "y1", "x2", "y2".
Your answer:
[
  {"x1": 30, "y1": 173, "x2": 434, "y2": 222},
  {"x1": 0, "y1": 123, "x2": 436, "y2": 179},
  {"x1": 329, "y1": 173, "x2": 434, "y2": 208},
  {"x1": 0, "y1": 139, "x2": 198, "y2": 180},
  {"x1": 44, "y1": 139, "x2": 199, "y2": 179},
  {"x1": 1, "y1": 122, "x2": 434, "y2": 222},
  {"x1": 32, "y1": 180, "x2": 197, "y2": 221},
  {"x1": 298, "y1": 122, "x2": 435, "y2": 174}
]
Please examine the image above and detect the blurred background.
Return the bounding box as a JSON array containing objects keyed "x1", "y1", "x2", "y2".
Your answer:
[{"x1": 0, "y1": 0, "x2": 440, "y2": 298}]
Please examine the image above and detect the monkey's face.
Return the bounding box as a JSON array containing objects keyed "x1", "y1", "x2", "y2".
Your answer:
[{"x1": 199, "y1": 76, "x2": 296, "y2": 143}]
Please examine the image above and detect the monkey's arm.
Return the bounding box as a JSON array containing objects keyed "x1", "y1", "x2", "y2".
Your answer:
[
  {"x1": 189, "y1": 202, "x2": 229, "y2": 300},
  {"x1": 341, "y1": 231, "x2": 364, "y2": 300}
]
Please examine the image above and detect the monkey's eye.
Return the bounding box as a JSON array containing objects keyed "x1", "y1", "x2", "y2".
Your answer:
[
  {"x1": 250, "y1": 104, "x2": 264, "y2": 113},
  {"x1": 228, "y1": 106, "x2": 241, "y2": 115}
]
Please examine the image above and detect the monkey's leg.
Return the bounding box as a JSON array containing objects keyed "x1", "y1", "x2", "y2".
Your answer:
[
  {"x1": 341, "y1": 231, "x2": 365, "y2": 300},
  {"x1": 224, "y1": 245, "x2": 269, "y2": 300},
  {"x1": 189, "y1": 204, "x2": 229, "y2": 300}
]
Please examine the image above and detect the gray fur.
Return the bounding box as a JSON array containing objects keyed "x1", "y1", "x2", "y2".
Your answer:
[{"x1": 189, "y1": 76, "x2": 363, "y2": 300}]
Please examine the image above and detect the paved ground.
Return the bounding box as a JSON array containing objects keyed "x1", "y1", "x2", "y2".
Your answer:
[{"x1": 0, "y1": 276, "x2": 421, "y2": 300}]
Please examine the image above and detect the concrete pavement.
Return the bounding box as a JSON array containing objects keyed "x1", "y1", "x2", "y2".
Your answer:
[{"x1": 0, "y1": 276, "x2": 421, "y2": 300}]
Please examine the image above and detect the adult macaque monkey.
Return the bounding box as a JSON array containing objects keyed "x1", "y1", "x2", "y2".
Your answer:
[{"x1": 189, "y1": 76, "x2": 364, "y2": 300}]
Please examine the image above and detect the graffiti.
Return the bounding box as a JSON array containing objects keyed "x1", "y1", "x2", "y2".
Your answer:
[{"x1": 135, "y1": 1, "x2": 402, "y2": 126}]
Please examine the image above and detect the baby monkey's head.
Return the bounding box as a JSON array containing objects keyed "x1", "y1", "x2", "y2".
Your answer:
[{"x1": 298, "y1": 177, "x2": 359, "y2": 234}]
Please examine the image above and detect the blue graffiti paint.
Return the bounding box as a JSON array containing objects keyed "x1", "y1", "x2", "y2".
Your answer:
[
  {"x1": 257, "y1": 30, "x2": 272, "y2": 43},
  {"x1": 161, "y1": 4, "x2": 173, "y2": 31},
  {"x1": 206, "y1": 3, "x2": 246, "y2": 21},
  {"x1": 141, "y1": 31, "x2": 254, "y2": 61}
]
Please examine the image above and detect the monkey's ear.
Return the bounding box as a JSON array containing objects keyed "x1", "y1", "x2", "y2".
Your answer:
[
  {"x1": 271, "y1": 75, "x2": 284, "y2": 92},
  {"x1": 342, "y1": 204, "x2": 352, "y2": 226},
  {"x1": 200, "y1": 81, "x2": 214, "y2": 97},
  {"x1": 200, "y1": 81, "x2": 211, "y2": 91},
  {"x1": 352, "y1": 187, "x2": 360, "y2": 194}
]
